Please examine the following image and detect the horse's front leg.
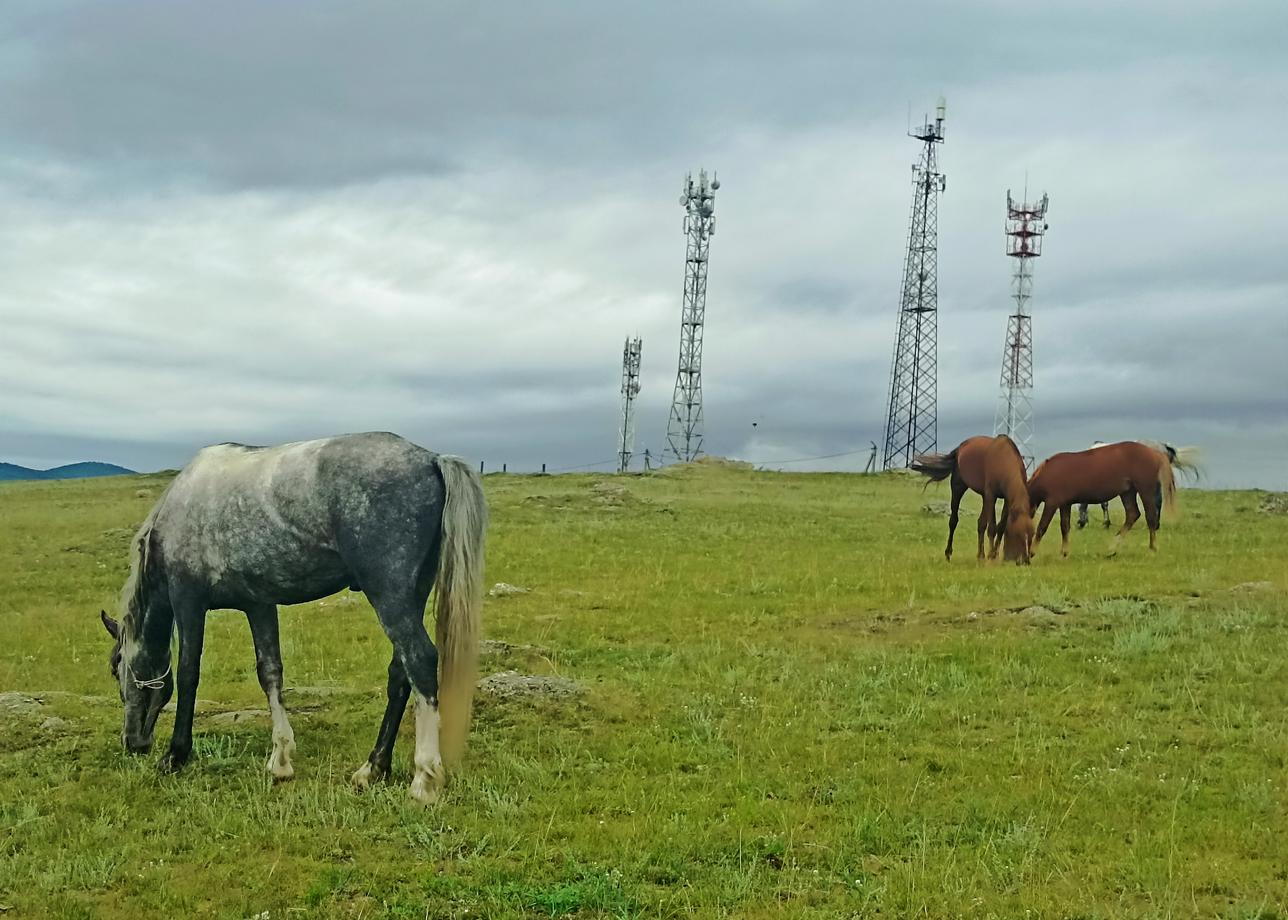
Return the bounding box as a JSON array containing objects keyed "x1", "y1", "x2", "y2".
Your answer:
[
  {"x1": 159, "y1": 604, "x2": 207, "y2": 773},
  {"x1": 1059, "y1": 505, "x2": 1073, "y2": 557},
  {"x1": 977, "y1": 490, "x2": 995, "y2": 561},
  {"x1": 1031, "y1": 503, "x2": 1057, "y2": 556},
  {"x1": 247, "y1": 605, "x2": 295, "y2": 781}
]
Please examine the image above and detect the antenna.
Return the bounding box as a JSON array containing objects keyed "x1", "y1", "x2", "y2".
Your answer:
[
  {"x1": 665, "y1": 169, "x2": 718, "y2": 464},
  {"x1": 882, "y1": 99, "x2": 947, "y2": 469},
  {"x1": 618, "y1": 336, "x2": 643, "y2": 473},
  {"x1": 992, "y1": 187, "x2": 1050, "y2": 469}
]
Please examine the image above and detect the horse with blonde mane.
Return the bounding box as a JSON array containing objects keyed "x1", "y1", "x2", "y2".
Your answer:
[
  {"x1": 1028, "y1": 440, "x2": 1200, "y2": 557},
  {"x1": 912, "y1": 434, "x2": 1034, "y2": 564}
]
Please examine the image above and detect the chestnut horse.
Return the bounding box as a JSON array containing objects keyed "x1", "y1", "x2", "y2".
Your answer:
[
  {"x1": 1028, "y1": 440, "x2": 1200, "y2": 557},
  {"x1": 911, "y1": 435, "x2": 1034, "y2": 564}
]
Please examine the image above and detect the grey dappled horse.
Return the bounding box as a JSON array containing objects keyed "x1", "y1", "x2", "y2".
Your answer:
[{"x1": 99, "y1": 432, "x2": 487, "y2": 805}]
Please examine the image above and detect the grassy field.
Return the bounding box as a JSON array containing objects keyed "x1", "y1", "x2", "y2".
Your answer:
[{"x1": 2, "y1": 462, "x2": 1287, "y2": 919}]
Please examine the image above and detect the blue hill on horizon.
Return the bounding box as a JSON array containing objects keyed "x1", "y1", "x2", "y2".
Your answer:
[{"x1": 0, "y1": 461, "x2": 138, "y2": 482}]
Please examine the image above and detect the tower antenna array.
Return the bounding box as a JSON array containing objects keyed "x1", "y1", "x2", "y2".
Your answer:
[
  {"x1": 666, "y1": 169, "x2": 719, "y2": 463},
  {"x1": 882, "y1": 98, "x2": 947, "y2": 469},
  {"x1": 993, "y1": 188, "x2": 1049, "y2": 469},
  {"x1": 618, "y1": 336, "x2": 643, "y2": 473}
]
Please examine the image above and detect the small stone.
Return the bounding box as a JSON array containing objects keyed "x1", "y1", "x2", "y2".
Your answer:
[
  {"x1": 966, "y1": 611, "x2": 979, "y2": 621},
  {"x1": 921, "y1": 502, "x2": 951, "y2": 516},
  {"x1": 489, "y1": 583, "x2": 530, "y2": 597},
  {"x1": 1018, "y1": 605, "x2": 1063, "y2": 617},
  {"x1": 40, "y1": 716, "x2": 72, "y2": 730}
]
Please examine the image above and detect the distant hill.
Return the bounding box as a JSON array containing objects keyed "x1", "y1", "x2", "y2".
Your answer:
[{"x1": 0, "y1": 461, "x2": 137, "y2": 482}]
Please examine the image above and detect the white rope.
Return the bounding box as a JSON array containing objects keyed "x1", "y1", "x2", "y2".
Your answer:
[{"x1": 129, "y1": 662, "x2": 171, "y2": 690}]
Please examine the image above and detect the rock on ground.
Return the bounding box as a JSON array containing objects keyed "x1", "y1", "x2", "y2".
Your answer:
[
  {"x1": 477, "y1": 670, "x2": 583, "y2": 700},
  {"x1": 489, "y1": 583, "x2": 530, "y2": 597}
]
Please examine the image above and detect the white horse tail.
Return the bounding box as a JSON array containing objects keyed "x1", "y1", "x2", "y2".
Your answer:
[{"x1": 432, "y1": 455, "x2": 488, "y2": 767}]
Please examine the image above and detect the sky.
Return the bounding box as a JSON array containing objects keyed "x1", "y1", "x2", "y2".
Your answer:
[{"x1": 1, "y1": 1, "x2": 1285, "y2": 488}]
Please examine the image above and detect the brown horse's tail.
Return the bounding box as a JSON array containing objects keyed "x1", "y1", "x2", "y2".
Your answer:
[
  {"x1": 910, "y1": 448, "x2": 958, "y2": 484},
  {"x1": 1158, "y1": 457, "x2": 1179, "y2": 516}
]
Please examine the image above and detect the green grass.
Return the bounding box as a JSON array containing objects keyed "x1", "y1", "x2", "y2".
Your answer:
[{"x1": 2, "y1": 464, "x2": 1287, "y2": 918}]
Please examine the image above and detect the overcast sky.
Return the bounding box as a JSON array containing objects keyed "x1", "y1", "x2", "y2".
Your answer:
[{"x1": 1, "y1": 1, "x2": 1285, "y2": 488}]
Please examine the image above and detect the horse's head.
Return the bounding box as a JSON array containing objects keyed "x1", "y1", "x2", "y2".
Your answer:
[
  {"x1": 1003, "y1": 504, "x2": 1035, "y2": 565},
  {"x1": 99, "y1": 610, "x2": 173, "y2": 754}
]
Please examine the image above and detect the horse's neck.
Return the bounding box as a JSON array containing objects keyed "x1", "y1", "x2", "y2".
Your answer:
[
  {"x1": 133, "y1": 595, "x2": 174, "y2": 662},
  {"x1": 1004, "y1": 475, "x2": 1032, "y2": 511}
]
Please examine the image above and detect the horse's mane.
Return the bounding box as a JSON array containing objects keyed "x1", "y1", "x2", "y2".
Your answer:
[{"x1": 119, "y1": 482, "x2": 175, "y2": 641}]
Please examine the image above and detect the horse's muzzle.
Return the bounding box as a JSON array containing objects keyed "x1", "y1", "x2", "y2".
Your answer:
[{"x1": 123, "y1": 733, "x2": 153, "y2": 755}]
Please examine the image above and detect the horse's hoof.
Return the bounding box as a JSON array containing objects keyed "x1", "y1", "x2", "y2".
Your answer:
[
  {"x1": 157, "y1": 751, "x2": 188, "y2": 774},
  {"x1": 351, "y1": 762, "x2": 376, "y2": 790},
  {"x1": 409, "y1": 775, "x2": 442, "y2": 806},
  {"x1": 267, "y1": 757, "x2": 295, "y2": 782}
]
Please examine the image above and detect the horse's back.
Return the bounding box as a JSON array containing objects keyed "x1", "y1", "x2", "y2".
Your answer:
[{"x1": 154, "y1": 432, "x2": 446, "y2": 606}]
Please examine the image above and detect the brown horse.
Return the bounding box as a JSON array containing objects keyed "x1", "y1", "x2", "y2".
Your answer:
[
  {"x1": 912, "y1": 435, "x2": 1034, "y2": 564},
  {"x1": 1027, "y1": 440, "x2": 1200, "y2": 557}
]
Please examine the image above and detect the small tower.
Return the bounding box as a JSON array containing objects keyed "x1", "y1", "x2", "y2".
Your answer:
[
  {"x1": 993, "y1": 188, "x2": 1049, "y2": 469},
  {"x1": 883, "y1": 98, "x2": 947, "y2": 469},
  {"x1": 618, "y1": 337, "x2": 643, "y2": 473},
  {"x1": 666, "y1": 169, "x2": 719, "y2": 464}
]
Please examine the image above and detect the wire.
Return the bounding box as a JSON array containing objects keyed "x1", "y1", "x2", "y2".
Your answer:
[
  {"x1": 548, "y1": 458, "x2": 618, "y2": 473},
  {"x1": 744, "y1": 448, "x2": 872, "y2": 467}
]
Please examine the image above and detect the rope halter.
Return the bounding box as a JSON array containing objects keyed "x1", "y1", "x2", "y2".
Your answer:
[{"x1": 129, "y1": 662, "x2": 172, "y2": 691}]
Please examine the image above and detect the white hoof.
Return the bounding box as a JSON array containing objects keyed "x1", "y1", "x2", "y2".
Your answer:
[
  {"x1": 351, "y1": 761, "x2": 374, "y2": 790},
  {"x1": 409, "y1": 762, "x2": 444, "y2": 806},
  {"x1": 266, "y1": 739, "x2": 296, "y2": 781}
]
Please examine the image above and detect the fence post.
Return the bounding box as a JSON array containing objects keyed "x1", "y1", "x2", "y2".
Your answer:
[
  {"x1": 479, "y1": 460, "x2": 484, "y2": 475},
  {"x1": 502, "y1": 463, "x2": 507, "y2": 474}
]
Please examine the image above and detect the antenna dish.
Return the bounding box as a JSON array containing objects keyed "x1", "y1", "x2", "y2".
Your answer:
[
  {"x1": 711, "y1": 177, "x2": 720, "y2": 190},
  {"x1": 936, "y1": 97, "x2": 947, "y2": 121}
]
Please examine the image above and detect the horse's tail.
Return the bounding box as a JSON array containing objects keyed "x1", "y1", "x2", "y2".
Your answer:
[
  {"x1": 1158, "y1": 455, "x2": 1179, "y2": 516},
  {"x1": 1161, "y1": 443, "x2": 1203, "y2": 480},
  {"x1": 910, "y1": 448, "x2": 958, "y2": 484},
  {"x1": 432, "y1": 455, "x2": 488, "y2": 768}
]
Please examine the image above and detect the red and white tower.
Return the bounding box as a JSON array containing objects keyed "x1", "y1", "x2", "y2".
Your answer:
[{"x1": 993, "y1": 188, "x2": 1049, "y2": 469}]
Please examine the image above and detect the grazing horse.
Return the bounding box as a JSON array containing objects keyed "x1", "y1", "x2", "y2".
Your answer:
[
  {"x1": 1076, "y1": 441, "x2": 1112, "y2": 529},
  {"x1": 911, "y1": 434, "x2": 1034, "y2": 564},
  {"x1": 1028, "y1": 440, "x2": 1199, "y2": 557},
  {"x1": 98, "y1": 432, "x2": 487, "y2": 805}
]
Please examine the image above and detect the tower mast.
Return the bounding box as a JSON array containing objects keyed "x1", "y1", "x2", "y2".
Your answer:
[
  {"x1": 618, "y1": 336, "x2": 642, "y2": 473},
  {"x1": 883, "y1": 99, "x2": 947, "y2": 469},
  {"x1": 993, "y1": 188, "x2": 1049, "y2": 469},
  {"x1": 666, "y1": 169, "x2": 719, "y2": 463}
]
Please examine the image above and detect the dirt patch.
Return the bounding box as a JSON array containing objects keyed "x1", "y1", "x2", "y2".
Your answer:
[
  {"x1": 1230, "y1": 581, "x2": 1274, "y2": 593},
  {"x1": 921, "y1": 501, "x2": 951, "y2": 516},
  {"x1": 1257, "y1": 494, "x2": 1288, "y2": 515},
  {"x1": 477, "y1": 670, "x2": 583, "y2": 701}
]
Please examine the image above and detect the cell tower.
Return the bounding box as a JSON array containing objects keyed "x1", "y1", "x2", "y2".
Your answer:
[
  {"x1": 666, "y1": 168, "x2": 719, "y2": 464},
  {"x1": 618, "y1": 336, "x2": 642, "y2": 473},
  {"x1": 882, "y1": 98, "x2": 947, "y2": 469},
  {"x1": 993, "y1": 188, "x2": 1049, "y2": 469}
]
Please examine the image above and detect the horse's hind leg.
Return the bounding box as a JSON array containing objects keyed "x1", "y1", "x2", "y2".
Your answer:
[
  {"x1": 353, "y1": 653, "x2": 412, "y2": 788},
  {"x1": 1101, "y1": 502, "x2": 1111, "y2": 528},
  {"x1": 945, "y1": 476, "x2": 967, "y2": 561},
  {"x1": 246, "y1": 605, "x2": 295, "y2": 781},
  {"x1": 1142, "y1": 483, "x2": 1163, "y2": 551},
  {"x1": 368, "y1": 590, "x2": 444, "y2": 805},
  {"x1": 1109, "y1": 491, "x2": 1141, "y2": 556},
  {"x1": 1077, "y1": 503, "x2": 1089, "y2": 529}
]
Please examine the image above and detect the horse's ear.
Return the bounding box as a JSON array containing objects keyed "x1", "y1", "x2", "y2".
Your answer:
[{"x1": 100, "y1": 610, "x2": 120, "y2": 640}]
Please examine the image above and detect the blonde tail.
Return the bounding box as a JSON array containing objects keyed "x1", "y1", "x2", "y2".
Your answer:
[
  {"x1": 1159, "y1": 458, "x2": 1179, "y2": 516},
  {"x1": 432, "y1": 455, "x2": 488, "y2": 767}
]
